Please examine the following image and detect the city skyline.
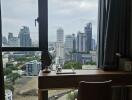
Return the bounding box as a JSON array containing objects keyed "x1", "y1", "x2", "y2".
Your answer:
[
  {"x1": 1, "y1": 0, "x2": 98, "y2": 42},
  {"x1": 2, "y1": 26, "x2": 32, "y2": 47},
  {"x1": 2, "y1": 1, "x2": 98, "y2": 100},
  {"x1": 2, "y1": 22, "x2": 96, "y2": 44}
]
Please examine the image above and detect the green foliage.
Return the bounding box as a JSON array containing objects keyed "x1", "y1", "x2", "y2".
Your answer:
[
  {"x1": 4, "y1": 68, "x2": 12, "y2": 75},
  {"x1": 5, "y1": 81, "x2": 14, "y2": 92},
  {"x1": 64, "y1": 61, "x2": 82, "y2": 69},
  {"x1": 4, "y1": 61, "x2": 23, "y2": 91},
  {"x1": 66, "y1": 91, "x2": 77, "y2": 100},
  {"x1": 11, "y1": 66, "x2": 18, "y2": 70},
  {"x1": 4, "y1": 65, "x2": 21, "y2": 91},
  {"x1": 7, "y1": 73, "x2": 21, "y2": 85},
  {"x1": 4, "y1": 66, "x2": 18, "y2": 75},
  {"x1": 6, "y1": 63, "x2": 14, "y2": 68},
  {"x1": 86, "y1": 61, "x2": 96, "y2": 65},
  {"x1": 14, "y1": 56, "x2": 40, "y2": 62}
]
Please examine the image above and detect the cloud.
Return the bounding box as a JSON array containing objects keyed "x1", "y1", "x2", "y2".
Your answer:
[
  {"x1": 49, "y1": 0, "x2": 98, "y2": 15},
  {"x1": 1, "y1": 0, "x2": 38, "y2": 40},
  {"x1": 2, "y1": 0, "x2": 98, "y2": 42},
  {"x1": 48, "y1": 0, "x2": 98, "y2": 41},
  {"x1": 79, "y1": 1, "x2": 98, "y2": 10}
]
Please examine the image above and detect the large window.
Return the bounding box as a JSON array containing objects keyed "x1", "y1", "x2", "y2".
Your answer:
[
  {"x1": 0, "y1": 0, "x2": 48, "y2": 100},
  {"x1": 0, "y1": 0, "x2": 98, "y2": 100},
  {"x1": 48, "y1": 0, "x2": 98, "y2": 99},
  {"x1": 48, "y1": 0, "x2": 98, "y2": 70}
]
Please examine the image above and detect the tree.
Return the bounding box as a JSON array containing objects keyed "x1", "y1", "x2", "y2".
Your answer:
[
  {"x1": 4, "y1": 81, "x2": 14, "y2": 92},
  {"x1": 86, "y1": 61, "x2": 96, "y2": 65},
  {"x1": 7, "y1": 73, "x2": 21, "y2": 85},
  {"x1": 14, "y1": 56, "x2": 40, "y2": 62},
  {"x1": 64, "y1": 61, "x2": 82, "y2": 69},
  {"x1": 4, "y1": 65, "x2": 19, "y2": 75},
  {"x1": 66, "y1": 91, "x2": 77, "y2": 100},
  {"x1": 6, "y1": 63, "x2": 14, "y2": 68},
  {"x1": 4, "y1": 68, "x2": 12, "y2": 75}
]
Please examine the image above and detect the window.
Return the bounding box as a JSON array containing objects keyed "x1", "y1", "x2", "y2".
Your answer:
[
  {"x1": 1, "y1": 0, "x2": 39, "y2": 48},
  {"x1": 3, "y1": 51, "x2": 40, "y2": 100},
  {"x1": 48, "y1": 0, "x2": 98, "y2": 70},
  {"x1": 0, "y1": 0, "x2": 98, "y2": 100},
  {"x1": 48, "y1": 0, "x2": 98, "y2": 99},
  {"x1": 1, "y1": 0, "x2": 48, "y2": 51},
  {"x1": 0, "y1": 0, "x2": 47, "y2": 100}
]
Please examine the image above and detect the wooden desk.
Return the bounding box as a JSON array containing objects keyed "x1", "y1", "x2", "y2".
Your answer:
[{"x1": 38, "y1": 70, "x2": 132, "y2": 100}]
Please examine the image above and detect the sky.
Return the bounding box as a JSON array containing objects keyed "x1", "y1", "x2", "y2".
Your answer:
[{"x1": 1, "y1": 0, "x2": 98, "y2": 42}]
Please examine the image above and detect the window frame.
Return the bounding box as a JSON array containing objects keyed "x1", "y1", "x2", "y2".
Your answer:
[{"x1": 0, "y1": 0, "x2": 48, "y2": 99}]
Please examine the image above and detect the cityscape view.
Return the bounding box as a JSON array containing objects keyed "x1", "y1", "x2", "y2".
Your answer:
[{"x1": 2, "y1": 0, "x2": 98, "y2": 100}]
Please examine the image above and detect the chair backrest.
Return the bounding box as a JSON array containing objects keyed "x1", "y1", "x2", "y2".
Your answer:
[{"x1": 77, "y1": 81, "x2": 112, "y2": 100}]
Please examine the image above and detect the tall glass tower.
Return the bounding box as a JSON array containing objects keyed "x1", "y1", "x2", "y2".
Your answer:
[{"x1": 19, "y1": 26, "x2": 32, "y2": 47}]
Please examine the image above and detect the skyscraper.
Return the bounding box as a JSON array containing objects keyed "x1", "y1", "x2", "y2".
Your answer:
[
  {"x1": 64, "y1": 34, "x2": 76, "y2": 61},
  {"x1": 8, "y1": 33, "x2": 13, "y2": 40},
  {"x1": 72, "y1": 34, "x2": 76, "y2": 52},
  {"x1": 56, "y1": 28, "x2": 64, "y2": 65},
  {"x1": 2, "y1": 36, "x2": 8, "y2": 46},
  {"x1": 18, "y1": 26, "x2": 32, "y2": 47},
  {"x1": 84, "y1": 23, "x2": 92, "y2": 52},
  {"x1": 76, "y1": 32, "x2": 87, "y2": 52},
  {"x1": 65, "y1": 34, "x2": 75, "y2": 53},
  {"x1": 8, "y1": 33, "x2": 20, "y2": 47},
  {"x1": 91, "y1": 38, "x2": 96, "y2": 51},
  {"x1": 57, "y1": 28, "x2": 64, "y2": 42}
]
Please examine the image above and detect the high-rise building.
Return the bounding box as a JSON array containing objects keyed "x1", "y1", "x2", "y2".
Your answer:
[
  {"x1": 72, "y1": 34, "x2": 76, "y2": 52},
  {"x1": 91, "y1": 38, "x2": 96, "y2": 51},
  {"x1": 18, "y1": 26, "x2": 32, "y2": 47},
  {"x1": 57, "y1": 28, "x2": 64, "y2": 42},
  {"x1": 2, "y1": 36, "x2": 8, "y2": 46},
  {"x1": 25, "y1": 60, "x2": 41, "y2": 76},
  {"x1": 76, "y1": 32, "x2": 87, "y2": 52},
  {"x1": 65, "y1": 34, "x2": 75, "y2": 53},
  {"x1": 8, "y1": 33, "x2": 20, "y2": 47},
  {"x1": 64, "y1": 34, "x2": 76, "y2": 61},
  {"x1": 84, "y1": 23, "x2": 92, "y2": 52},
  {"x1": 56, "y1": 28, "x2": 64, "y2": 65},
  {"x1": 8, "y1": 33, "x2": 13, "y2": 40},
  {"x1": 56, "y1": 42, "x2": 64, "y2": 65}
]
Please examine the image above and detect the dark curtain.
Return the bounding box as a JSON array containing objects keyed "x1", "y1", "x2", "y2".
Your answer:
[
  {"x1": 98, "y1": 0, "x2": 131, "y2": 100},
  {"x1": 98, "y1": 0, "x2": 131, "y2": 70}
]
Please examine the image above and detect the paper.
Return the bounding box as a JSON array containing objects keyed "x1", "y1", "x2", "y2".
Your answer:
[{"x1": 56, "y1": 69, "x2": 76, "y2": 74}]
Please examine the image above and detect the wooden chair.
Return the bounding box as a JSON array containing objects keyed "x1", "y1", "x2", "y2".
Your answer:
[{"x1": 77, "y1": 81, "x2": 112, "y2": 100}]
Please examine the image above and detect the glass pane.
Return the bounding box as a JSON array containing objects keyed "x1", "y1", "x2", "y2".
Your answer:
[
  {"x1": 1, "y1": 0, "x2": 39, "y2": 47},
  {"x1": 48, "y1": 1, "x2": 98, "y2": 99},
  {"x1": 3, "y1": 51, "x2": 41, "y2": 100},
  {"x1": 48, "y1": 0, "x2": 98, "y2": 72}
]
